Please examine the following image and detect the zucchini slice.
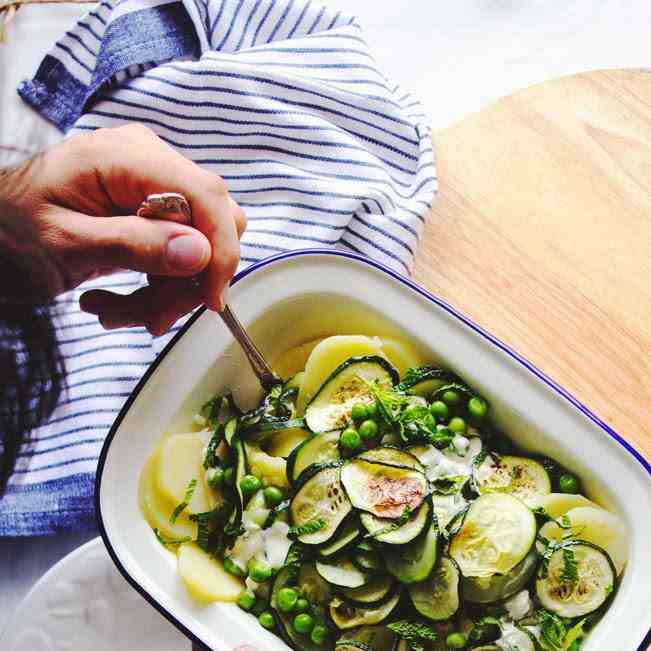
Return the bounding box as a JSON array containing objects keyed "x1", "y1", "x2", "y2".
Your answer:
[
  {"x1": 449, "y1": 493, "x2": 536, "y2": 578},
  {"x1": 408, "y1": 557, "x2": 461, "y2": 621},
  {"x1": 339, "y1": 574, "x2": 397, "y2": 607},
  {"x1": 287, "y1": 430, "x2": 341, "y2": 485},
  {"x1": 225, "y1": 437, "x2": 247, "y2": 531},
  {"x1": 473, "y1": 455, "x2": 551, "y2": 506},
  {"x1": 462, "y1": 548, "x2": 538, "y2": 604},
  {"x1": 357, "y1": 447, "x2": 425, "y2": 472},
  {"x1": 535, "y1": 542, "x2": 616, "y2": 617},
  {"x1": 290, "y1": 465, "x2": 352, "y2": 545},
  {"x1": 397, "y1": 366, "x2": 457, "y2": 397},
  {"x1": 299, "y1": 562, "x2": 333, "y2": 605},
  {"x1": 538, "y1": 505, "x2": 627, "y2": 575},
  {"x1": 352, "y1": 542, "x2": 383, "y2": 573},
  {"x1": 335, "y1": 625, "x2": 397, "y2": 651},
  {"x1": 360, "y1": 499, "x2": 431, "y2": 545},
  {"x1": 271, "y1": 564, "x2": 324, "y2": 651},
  {"x1": 385, "y1": 518, "x2": 439, "y2": 584},
  {"x1": 340, "y1": 459, "x2": 427, "y2": 519},
  {"x1": 316, "y1": 556, "x2": 369, "y2": 588},
  {"x1": 318, "y1": 516, "x2": 362, "y2": 558},
  {"x1": 305, "y1": 356, "x2": 398, "y2": 432},
  {"x1": 244, "y1": 417, "x2": 306, "y2": 435},
  {"x1": 329, "y1": 592, "x2": 400, "y2": 630},
  {"x1": 247, "y1": 422, "x2": 311, "y2": 459}
]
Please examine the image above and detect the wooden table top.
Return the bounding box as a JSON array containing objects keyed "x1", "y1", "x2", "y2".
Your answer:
[{"x1": 414, "y1": 69, "x2": 651, "y2": 461}]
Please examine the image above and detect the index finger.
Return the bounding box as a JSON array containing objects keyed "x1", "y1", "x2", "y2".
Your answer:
[{"x1": 75, "y1": 123, "x2": 243, "y2": 310}]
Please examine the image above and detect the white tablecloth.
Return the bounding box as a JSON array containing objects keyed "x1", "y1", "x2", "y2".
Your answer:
[{"x1": 1, "y1": 0, "x2": 650, "y2": 635}]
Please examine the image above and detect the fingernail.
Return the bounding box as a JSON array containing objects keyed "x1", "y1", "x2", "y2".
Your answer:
[{"x1": 166, "y1": 235, "x2": 207, "y2": 272}]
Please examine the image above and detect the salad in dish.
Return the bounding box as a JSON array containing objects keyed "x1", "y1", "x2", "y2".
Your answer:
[{"x1": 139, "y1": 334, "x2": 627, "y2": 651}]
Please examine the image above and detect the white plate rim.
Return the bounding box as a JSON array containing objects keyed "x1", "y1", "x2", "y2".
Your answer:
[{"x1": 95, "y1": 247, "x2": 651, "y2": 651}]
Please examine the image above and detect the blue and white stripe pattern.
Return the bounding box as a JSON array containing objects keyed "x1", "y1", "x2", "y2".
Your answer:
[{"x1": 6, "y1": 0, "x2": 435, "y2": 535}]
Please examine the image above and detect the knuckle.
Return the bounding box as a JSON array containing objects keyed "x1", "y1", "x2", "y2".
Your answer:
[{"x1": 204, "y1": 171, "x2": 229, "y2": 197}]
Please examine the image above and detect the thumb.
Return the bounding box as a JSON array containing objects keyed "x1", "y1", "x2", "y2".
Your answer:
[{"x1": 54, "y1": 212, "x2": 212, "y2": 276}]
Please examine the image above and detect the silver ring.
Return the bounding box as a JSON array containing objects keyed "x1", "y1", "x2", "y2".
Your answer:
[{"x1": 136, "y1": 192, "x2": 192, "y2": 225}]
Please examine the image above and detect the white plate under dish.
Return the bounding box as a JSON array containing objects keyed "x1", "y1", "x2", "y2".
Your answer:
[
  {"x1": 96, "y1": 249, "x2": 651, "y2": 651},
  {"x1": 0, "y1": 537, "x2": 186, "y2": 651}
]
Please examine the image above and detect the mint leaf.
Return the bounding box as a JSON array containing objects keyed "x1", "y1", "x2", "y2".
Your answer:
[
  {"x1": 169, "y1": 479, "x2": 197, "y2": 524},
  {"x1": 289, "y1": 519, "x2": 326, "y2": 538},
  {"x1": 387, "y1": 619, "x2": 437, "y2": 651},
  {"x1": 153, "y1": 528, "x2": 192, "y2": 546},
  {"x1": 561, "y1": 547, "x2": 579, "y2": 584}
]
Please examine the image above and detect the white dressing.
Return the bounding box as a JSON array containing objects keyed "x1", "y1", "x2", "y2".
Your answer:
[
  {"x1": 418, "y1": 438, "x2": 482, "y2": 480},
  {"x1": 504, "y1": 589, "x2": 532, "y2": 621},
  {"x1": 229, "y1": 516, "x2": 292, "y2": 573},
  {"x1": 496, "y1": 622, "x2": 535, "y2": 651}
]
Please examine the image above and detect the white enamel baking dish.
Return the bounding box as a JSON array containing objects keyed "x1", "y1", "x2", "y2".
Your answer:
[{"x1": 96, "y1": 249, "x2": 651, "y2": 651}]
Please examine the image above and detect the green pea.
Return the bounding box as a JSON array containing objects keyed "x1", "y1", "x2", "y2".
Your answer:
[
  {"x1": 263, "y1": 486, "x2": 284, "y2": 508},
  {"x1": 442, "y1": 389, "x2": 461, "y2": 406},
  {"x1": 258, "y1": 611, "x2": 275, "y2": 630},
  {"x1": 468, "y1": 396, "x2": 488, "y2": 419},
  {"x1": 223, "y1": 467, "x2": 235, "y2": 485},
  {"x1": 559, "y1": 474, "x2": 580, "y2": 494},
  {"x1": 207, "y1": 467, "x2": 224, "y2": 488},
  {"x1": 277, "y1": 587, "x2": 299, "y2": 613},
  {"x1": 248, "y1": 559, "x2": 273, "y2": 583},
  {"x1": 293, "y1": 613, "x2": 315, "y2": 635},
  {"x1": 237, "y1": 590, "x2": 256, "y2": 612},
  {"x1": 294, "y1": 598, "x2": 309, "y2": 613},
  {"x1": 448, "y1": 416, "x2": 467, "y2": 434},
  {"x1": 430, "y1": 400, "x2": 449, "y2": 421},
  {"x1": 358, "y1": 419, "x2": 378, "y2": 440},
  {"x1": 310, "y1": 625, "x2": 328, "y2": 645},
  {"x1": 351, "y1": 403, "x2": 368, "y2": 421},
  {"x1": 240, "y1": 474, "x2": 262, "y2": 496},
  {"x1": 446, "y1": 632, "x2": 467, "y2": 649},
  {"x1": 340, "y1": 427, "x2": 362, "y2": 451},
  {"x1": 223, "y1": 557, "x2": 247, "y2": 578},
  {"x1": 366, "y1": 401, "x2": 378, "y2": 418}
]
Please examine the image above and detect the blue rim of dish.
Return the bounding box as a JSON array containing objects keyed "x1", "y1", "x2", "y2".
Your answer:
[{"x1": 95, "y1": 247, "x2": 651, "y2": 651}]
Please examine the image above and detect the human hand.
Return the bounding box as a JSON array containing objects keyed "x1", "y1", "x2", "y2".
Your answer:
[{"x1": 0, "y1": 124, "x2": 246, "y2": 335}]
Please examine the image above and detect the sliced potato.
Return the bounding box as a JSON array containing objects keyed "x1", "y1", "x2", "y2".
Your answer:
[
  {"x1": 297, "y1": 335, "x2": 387, "y2": 413},
  {"x1": 379, "y1": 337, "x2": 426, "y2": 378},
  {"x1": 272, "y1": 337, "x2": 325, "y2": 379},
  {"x1": 539, "y1": 506, "x2": 627, "y2": 575},
  {"x1": 139, "y1": 453, "x2": 196, "y2": 541},
  {"x1": 529, "y1": 492, "x2": 597, "y2": 518},
  {"x1": 245, "y1": 442, "x2": 290, "y2": 489},
  {"x1": 155, "y1": 433, "x2": 218, "y2": 515},
  {"x1": 178, "y1": 543, "x2": 243, "y2": 602}
]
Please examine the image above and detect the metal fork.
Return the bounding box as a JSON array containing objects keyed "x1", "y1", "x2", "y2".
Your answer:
[{"x1": 137, "y1": 192, "x2": 281, "y2": 390}]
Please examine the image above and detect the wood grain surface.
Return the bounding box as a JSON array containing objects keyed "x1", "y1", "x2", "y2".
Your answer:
[{"x1": 414, "y1": 69, "x2": 651, "y2": 460}]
